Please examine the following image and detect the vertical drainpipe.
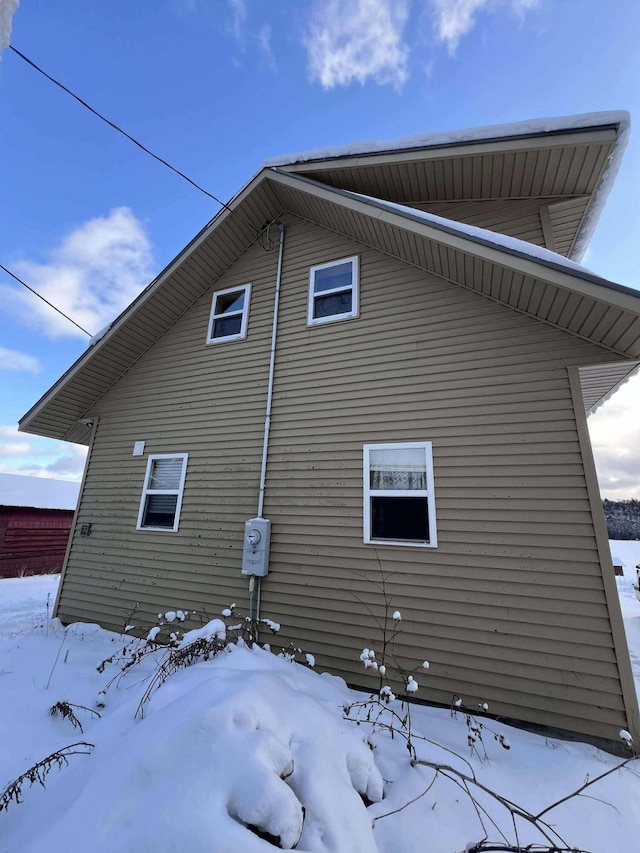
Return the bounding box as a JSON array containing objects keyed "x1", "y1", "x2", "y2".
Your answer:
[{"x1": 251, "y1": 220, "x2": 285, "y2": 625}]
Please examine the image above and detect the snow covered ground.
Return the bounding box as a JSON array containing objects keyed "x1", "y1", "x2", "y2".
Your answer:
[
  {"x1": 610, "y1": 540, "x2": 640, "y2": 692},
  {"x1": 1, "y1": 547, "x2": 640, "y2": 853}
]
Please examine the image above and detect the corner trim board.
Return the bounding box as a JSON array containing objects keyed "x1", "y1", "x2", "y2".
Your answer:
[
  {"x1": 52, "y1": 417, "x2": 99, "y2": 619},
  {"x1": 567, "y1": 366, "x2": 640, "y2": 742}
]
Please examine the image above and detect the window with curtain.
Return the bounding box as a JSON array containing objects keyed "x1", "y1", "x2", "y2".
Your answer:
[
  {"x1": 137, "y1": 453, "x2": 188, "y2": 532},
  {"x1": 207, "y1": 284, "x2": 251, "y2": 343},
  {"x1": 363, "y1": 443, "x2": 437, "y2": 546},
  {"x1": 308, "y1": 256, "x2": 359, "y2": 325}
]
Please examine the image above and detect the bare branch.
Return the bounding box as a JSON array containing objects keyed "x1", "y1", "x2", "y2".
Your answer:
[
  {"x1": 413, "y1": 760, "x2": 571, "y2": 848},
  {"x1": 0, "y1": 743, "x2": 94, "y2": 813},
  {"x1": 372, "y1": 770, "x2": 438, "y2": 822},
  {"x1": 535, "y1": 757, "x2": 637, "y2": 820}
]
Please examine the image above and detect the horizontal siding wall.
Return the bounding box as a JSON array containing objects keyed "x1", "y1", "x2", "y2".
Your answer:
[
  {"x1": 57, "y1": 240, "x2": 281, "y2": 633},
  {"x1": 411, "y1": 198, "x2": 548, "y2": 249},
  {"x1": 58, "y1": 213, "x2": 629, "y2": 742},
  {"x1": 257, "y1": 216, "x2": 627, "y2": 742}
]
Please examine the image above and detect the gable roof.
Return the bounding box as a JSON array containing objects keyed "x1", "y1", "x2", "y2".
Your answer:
[
  {"x1": 266, "y1": 111, "x2": 630, "y2": 262},
  {"x1": 19, "y1": 141, "x2": 640, "y2": 446}
]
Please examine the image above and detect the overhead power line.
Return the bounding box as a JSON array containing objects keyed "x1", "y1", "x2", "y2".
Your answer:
[
  {"x1": 0, "y1": 263, "x2": 92, "y2": 336},
  {"x1": 9, "y1": 45, "x2": 259, "y2": 235}
]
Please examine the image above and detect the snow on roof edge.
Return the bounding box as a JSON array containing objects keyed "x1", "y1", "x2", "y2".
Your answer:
[
  {"x1": 264, "y1": 111, "x2": 628, "y2": 168},
  {"x1": 89, "y1": 321, "x2": 114, "y2": 347},
  {"x1": 570, "y1": 114, "x2": 630, "y2": 262}
]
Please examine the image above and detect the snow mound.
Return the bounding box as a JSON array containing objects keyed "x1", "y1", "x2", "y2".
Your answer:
[{"x1": 26, "y1": 646, "x2": 383, "y2": 853}]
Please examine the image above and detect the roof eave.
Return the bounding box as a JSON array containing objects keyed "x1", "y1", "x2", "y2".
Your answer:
[
  {"x1": 19, "y1": 169, "x2": 274, "y2": 438},
  {"x1": 268, "y1": 114, "x2": 630, "y2": 263},
  {"x1": 20, "y1": 167, "x2": 640, "y2": 442},
  {"x1": 269, "y1": 169, "x2": 640, "y2": 311}
]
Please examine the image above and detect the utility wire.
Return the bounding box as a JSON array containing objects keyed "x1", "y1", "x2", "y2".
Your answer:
[
  {"x1": 0, "y1": 263, "x2": 92, "y2": 336},
  {"x1": 9, "y1": 45, "x2": 259, "y2": 235}
]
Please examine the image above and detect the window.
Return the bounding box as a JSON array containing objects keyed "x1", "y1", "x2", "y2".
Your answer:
[
  {"x1": 363, "y1": 443, "x2": 437, "y2": 547},
  {"x1": 308, "y1": 256, "x2": 358, "y2": 325},
  {"x1": 136, "y1": 453, "x2": 188, "y2": 532},
  {"x1": 207, "y1": 284, "x2": 251, "y2": 343}
]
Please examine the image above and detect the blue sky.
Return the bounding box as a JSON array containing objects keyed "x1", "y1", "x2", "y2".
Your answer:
[{"x1": 1, "y1": 0, "x2": 639, "y2": 497}]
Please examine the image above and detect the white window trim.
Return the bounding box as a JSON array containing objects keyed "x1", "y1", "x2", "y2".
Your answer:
[
  {"x1": 308, "y1": 256, "x2": 359, "y2": 326},
  {"x1": 206, "y1": 283, "x2": 251, "y2": 344},
  {"x1": 136, "y1": 453, "x2": 189, "y2": 533},
  {"x1": 363, "y1": 442, "x2": 437, "y2": 548}
]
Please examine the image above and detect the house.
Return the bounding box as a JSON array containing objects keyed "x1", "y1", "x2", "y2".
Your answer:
[
  {"x1": 19, "y1": 112, "x2": 640, "y2": 749},
  {"x1": 0, "y1": 473, "x2": 79, "y2": 578}
]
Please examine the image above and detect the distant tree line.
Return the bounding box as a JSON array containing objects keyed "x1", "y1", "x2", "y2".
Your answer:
[{"x1": 603, "y1": 499, "x2": 640, "y2": 540}]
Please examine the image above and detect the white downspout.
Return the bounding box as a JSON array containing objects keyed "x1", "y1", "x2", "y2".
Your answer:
[{"x1": 252, "y1": 220, "x2": 285, "y2": 625}]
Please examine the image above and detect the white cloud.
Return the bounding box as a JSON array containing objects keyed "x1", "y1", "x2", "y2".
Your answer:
[
  {"x1": 2, "y1": 207, "x2": 154, "y2": 339},
  {"x1": 302, "y1": 0, "x2": 540, "y2": 87},
  {"x1": 429, "y1": 0, "x2": 540, "y2": 54},
  {"x1": 0, "y1": 425, "x2": 24, "y2": 443},
  {"x1": 227, "y1": 0, "x2": 247, "y2": 46},
  {"x1": 588, "y1": 372, "x2": 640, "y2": 500},
  {"x1": 258, "y1": 23, "x2": 276, "y2": 70},
  {"x1": 0, "y1": 347, "x2": 40, "y2": 372},
  {"x1": 0, "y1": 441, "x2": 32, "y2": 456},
  {"x1": 0, "y1": 0, "x2": 19, "y2": 57},
  {"x1": 305, "y1": 0, "x2": 410, "y2": 89},
  {"x1": 0, "y1": 425, "x2": 87, "y2": 481}
]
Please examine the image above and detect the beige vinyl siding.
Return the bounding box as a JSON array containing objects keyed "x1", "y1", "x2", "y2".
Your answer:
[
  {"x1": 56, "y1": 242, "x2": 281, "y2": 632},
  {"x1": 410, "y1": 197, "x2": 592, "y2": 260},
  {"x1": 409, "y1": 199, "x2": 548, "y2": 249},
  {"x1": 57, "y1": 213, "x2": 633, "y2": 743},
  {"x1": 258, "y1": 217, "x2": 629, "y2": 742},
  {"x1": 547, "y1": 197, "x2": 591, "y2": 256}
]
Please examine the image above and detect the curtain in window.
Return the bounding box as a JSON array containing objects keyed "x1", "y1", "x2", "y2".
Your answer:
[
  {"x1": 369, "y1": 448, "x2": 427, "y2": 490},
  {"x1": 149, "y1": 457, "x2": 183, "y2": 490}
]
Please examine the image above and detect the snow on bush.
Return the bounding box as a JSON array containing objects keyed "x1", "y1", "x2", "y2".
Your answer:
[
  {"x1": 145, "y1": 625, "x2": 161, "y2": 642},
  {"x1": 177, "y1": 618, "x2": 226, "y2": 648}
]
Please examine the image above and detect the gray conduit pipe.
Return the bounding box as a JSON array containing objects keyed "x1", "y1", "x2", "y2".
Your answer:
[{"x1": 252, "y1": 220, "x2": 285, "y2": 627}]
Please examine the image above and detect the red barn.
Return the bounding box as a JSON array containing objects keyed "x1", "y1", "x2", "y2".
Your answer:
[{"x1": 0, "y1": 474, "x2": 79, "y2": 579}]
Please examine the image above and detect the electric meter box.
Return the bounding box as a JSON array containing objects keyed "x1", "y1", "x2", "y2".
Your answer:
[{"x1": 241, "y1": 517, "x2": 271, "y2": 577}]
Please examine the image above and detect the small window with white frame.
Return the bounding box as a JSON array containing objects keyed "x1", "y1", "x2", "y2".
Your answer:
[
  {"x1": 308, "y1": 256, "x2": 358, "y2": 325},
  {"x1": 136, "y1": 453, "x2": 188, "y2": 532},
  {"x1": 363, "y1": 443, "x2": 437, "y2": 547},
  {"x1": 207, "y1": 284, "x2": 251, "y2": 344}
]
